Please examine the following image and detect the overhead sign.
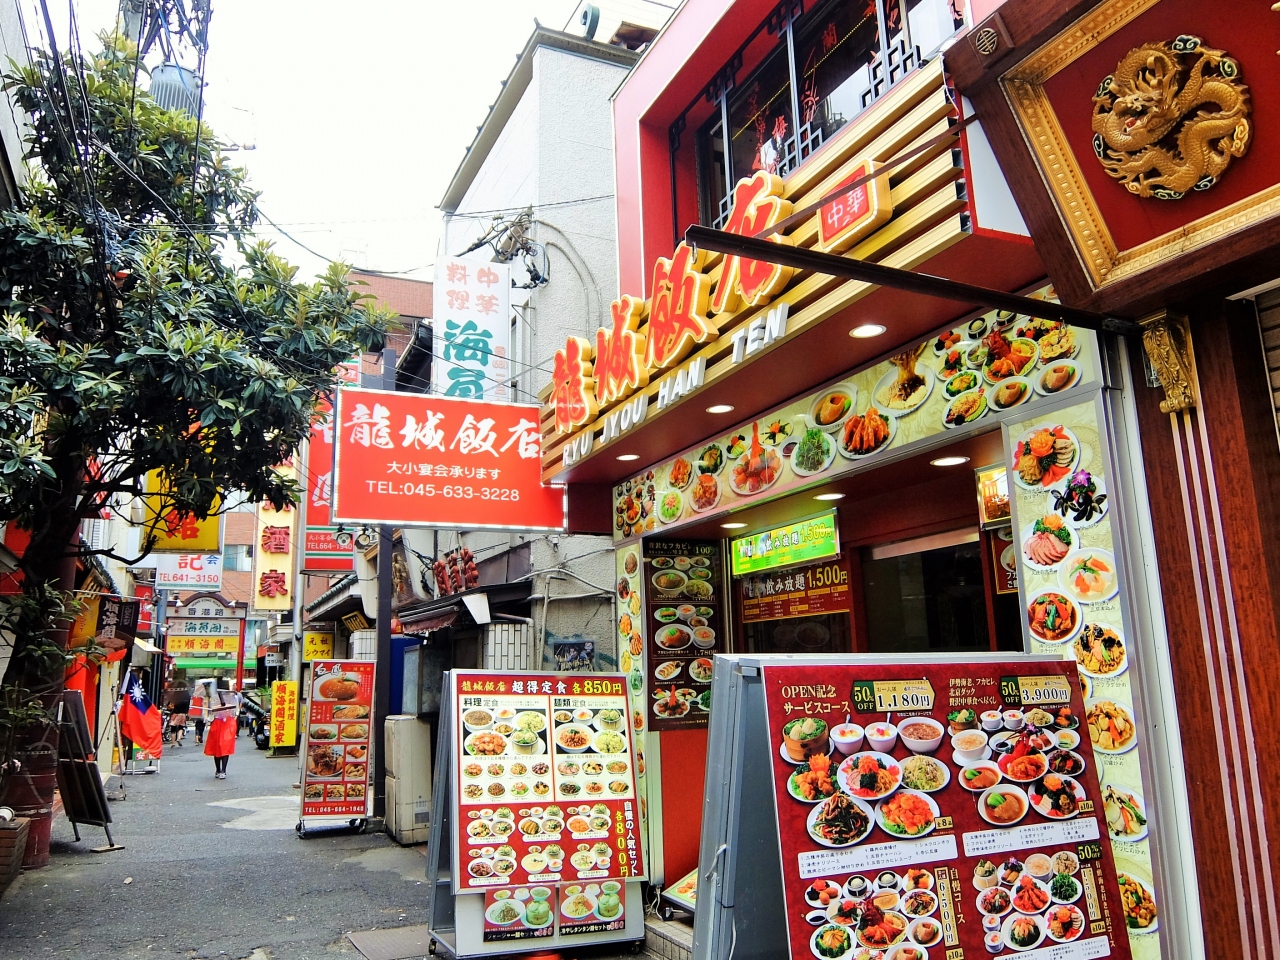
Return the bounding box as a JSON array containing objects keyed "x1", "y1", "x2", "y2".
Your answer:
[
  {"x1": 167, "y1": 634, "x2": 239, "y2": 654},
  {"x1": 433, "y1": 256, "x2": 511, "y2": 400},
  {"x1": 141, "y1": 470, "x2": 223, "y2": 553},
  {"x1": 730, "y1": 511, "x2": 839, "y2": 577},
  {"x1": 154, "y1": 553, "x2": 222, "y2": 590},
  {"x1": 331, "y1": 387, "x2": 566, "y2": 531},
  {"x1": 166, "y1": 618, "x2": 240, "y2": 637},
  {"x1": 251, "y1": 465, "x2": 297, "y2": 613},
  {"x1": 302, "y1": 382, "x2": 357, "y2": 574}
]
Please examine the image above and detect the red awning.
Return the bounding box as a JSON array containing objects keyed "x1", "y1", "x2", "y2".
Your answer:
[{"x1": 399, "y1": 609, "x2": 458, "y2": 635}]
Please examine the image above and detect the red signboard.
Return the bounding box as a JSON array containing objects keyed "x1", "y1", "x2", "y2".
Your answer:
[
  {"x1": 302, "y1": 397, "x2": 355, "y2": 573},
  {"x1": 760, "y1": 659, "x2": 1135, "y2": 960},
  {"x1": 332, "y1": 388, "x2": 565, "y2": 530},
  {"x1": 453, "y1": 670, "x2": 644, "y2": 893},
  {"x1": 739, "y1": 558, "x2": 852, "y2": 623},
  {"x1": 815, "y1": 160, "x2": 893, "y2": 254},
  {"x1": 301, "y1": 660, "x2": 375, "y2": 818}
]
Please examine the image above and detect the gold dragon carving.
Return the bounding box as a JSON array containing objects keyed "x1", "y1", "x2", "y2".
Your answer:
[
  {"x1": 1141, "y1": 311, "x2": 1196, "y2": 413},
  {"x1": 1092, "y1": 36, "x2": 1252, "y2": 200}
]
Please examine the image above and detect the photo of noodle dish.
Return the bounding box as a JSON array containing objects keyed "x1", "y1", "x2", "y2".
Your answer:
[
  {"x1": 873, "y1": 345, "x2": 933, "y2": 417},
  {"x1": 806, "y1": 792, "x2": 874, "y2": 847}
]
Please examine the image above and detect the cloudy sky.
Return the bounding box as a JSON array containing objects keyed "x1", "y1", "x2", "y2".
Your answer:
[{"x1": 43, "y1": 0, "x2": 587, "y2": 280}]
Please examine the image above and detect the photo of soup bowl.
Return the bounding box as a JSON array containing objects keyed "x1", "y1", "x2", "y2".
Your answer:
[
  {"x1": 691, "y1": 626, "x2": 716, "y2": 648},
  {"x1": 831, "y1": 723, "x2": 865, "y2": 756},
  {"x1": 951, "y1": 729, "x2": 990, "y2": 764},
  {"x1": 898, "y1": 717, "x2": 945, "y2": 754}
]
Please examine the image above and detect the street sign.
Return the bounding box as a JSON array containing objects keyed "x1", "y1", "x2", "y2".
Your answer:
[
  {"x1": 165, "y1": 618, "x2": 240, "y2": 637},
  {"x1": 153, "y1": 553, "x2": 223, "y2": 590}
]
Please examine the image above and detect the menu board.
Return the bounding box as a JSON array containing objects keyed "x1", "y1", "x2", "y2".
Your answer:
[
  {"x1": 761, "y1": 659, "x2": 1133, "y2": 960},
  {"x1": 989, "y1": 527, "x2": 1018, "y2": 595},
  {"x1": 482, "y1": 886, "x2": 555, "y2": 942},
  {"x1": 558, "y1": 880, "x2": 627, "y2": 936},
  {"x1": 301, "y1": 660, "x2": 374, "y2": 818},
  {"x1": 453, "y1": 671, "x2": 644, "y2": 892},
  {"x1": 614, "y1": 543, "x2": 650, "y2": 844},
  {"x1": 740, "y1": 558, "x2": 852, "y2": 623},
  {"x1": 642, "y1": 540, "x2": 722, "y2": 731},
  {"x1": 664, "y1": 866, "x2": 698, "y2": 911},
  {"x1": 1007, "y1": 400, "x2": 1161, "y2": 959},
  {"x1": 613, "y1": 287, "x2": 1098, "y2": 543}
]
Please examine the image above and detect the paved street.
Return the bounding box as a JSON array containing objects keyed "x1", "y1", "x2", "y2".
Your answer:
[{"x1": 0, "y1": 737, "x2": 431, "y2": 960}]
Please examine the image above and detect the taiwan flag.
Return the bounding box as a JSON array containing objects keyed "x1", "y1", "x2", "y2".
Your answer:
[{"x1": 119, "y1": 672, "x2": 163, "y2": 758}]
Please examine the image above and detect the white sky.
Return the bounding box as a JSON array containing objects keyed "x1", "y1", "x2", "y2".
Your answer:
[{"x1": 45, "y1": 0, "x2": 586, "y2": 281}]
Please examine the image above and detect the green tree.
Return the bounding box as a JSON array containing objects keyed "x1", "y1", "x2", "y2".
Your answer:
[{"x1": 0, "y1": 36, "x2": 387, "y2": 855}]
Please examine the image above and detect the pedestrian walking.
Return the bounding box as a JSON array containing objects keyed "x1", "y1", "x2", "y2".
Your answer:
[
  {"x1": 204, "y1": 690, "x2": 238, "y2": 779},
  {"x1": 167, "y1": 708, "x2": 187, "y2": 746}
]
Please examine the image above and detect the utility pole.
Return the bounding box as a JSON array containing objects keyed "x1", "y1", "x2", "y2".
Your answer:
[{"x1": 373, "y1": 347, "x2": 396, "y2": 819}]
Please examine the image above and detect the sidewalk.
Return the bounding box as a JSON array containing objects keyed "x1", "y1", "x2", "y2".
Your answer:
[{"x1": 0, "y1": 734, "x2": 430, "y2": 959}]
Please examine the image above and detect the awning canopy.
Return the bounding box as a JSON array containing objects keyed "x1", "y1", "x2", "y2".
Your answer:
[
  {"x1": 399, "y1": 608, "x2": 458, "y2": 635},
  {"x1": 172, "y1": 657, "x2": 257, "y2": 671},
  {"x1": 134, "y1": 638, "x2": 163, "y2": 655}
]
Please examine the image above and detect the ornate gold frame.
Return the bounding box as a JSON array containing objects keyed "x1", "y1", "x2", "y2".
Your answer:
[{"x1": 1000, "y1": 0, "x2": 1280, "y2": 290}]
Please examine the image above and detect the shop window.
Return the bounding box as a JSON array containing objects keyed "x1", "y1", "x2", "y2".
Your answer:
[
  {"x1": 683, "y1": 0, "x2": 966, "y2": 230},
  {"x1": 861, "y1": 540, "x2": 989, "y2": 653},
  {"x1": 742, "y1": 611, "x2": 851, "y2": 656},
  {"x1": 225, "y1": 543, "x2": 253, "y2": 572}
]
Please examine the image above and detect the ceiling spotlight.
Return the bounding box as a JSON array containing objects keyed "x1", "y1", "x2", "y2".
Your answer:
[
  {"x1": 706, "y1": 404, "x2": 735, "y2": 414},
  {"x1": 721, "y1": 522, "x2": 747, "y2": 529},
  {"x1": 616, "y1": 453, "x2": 639, "y2": 461},
  {"x1": 930, "y1": 455, "x2": 970, "y2": 467},
  {"x1": 850, "y1": 323, "x2": 887, "y2": 339},
  {"x1": 814, "y1": 493, "x2": 845, "y2": 501}
]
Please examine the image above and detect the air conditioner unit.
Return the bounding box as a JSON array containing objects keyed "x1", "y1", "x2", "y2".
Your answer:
[{"x1": 384, "y1": 715, "x2": 431, "y2": 844}]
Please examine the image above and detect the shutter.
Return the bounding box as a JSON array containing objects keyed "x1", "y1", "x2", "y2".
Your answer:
[{"x1": 1259, "y1": 290, "x2": 1280, "y2": 438}]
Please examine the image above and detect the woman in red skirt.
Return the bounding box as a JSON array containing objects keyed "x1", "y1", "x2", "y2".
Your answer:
[{"x1": 204, "y1": 692, "x2": 238, "y2": 778}]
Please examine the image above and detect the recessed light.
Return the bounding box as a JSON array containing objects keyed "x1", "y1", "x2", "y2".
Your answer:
[
  {"x1": 814, "y1": 493, "x2": 844, "y2": 501},
  {"x1": 850, "y1": 323, "x2": 887, "y2": 339},
  {"x1": 616, "y1": 453, "x2": 639, "y2": 461},
  {"x1": 930, "y1": 455, "x2": 970, "y2": 467},
  {"x1": 721, "y1": 522, "x2": 747, "y2": 530},
  {"x1": 706, "y1": 404, "x2": 735, "y2": 414}
]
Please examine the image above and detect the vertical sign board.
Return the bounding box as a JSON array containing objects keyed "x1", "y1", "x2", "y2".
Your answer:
[
  {"x1": 331, "y1": 388, "x2": 565, "y2": 530},
  {"x1": 642, "y1": 540, "x2": 722, "y2": 731},
  {"x1": 250, "y1": 465, "x2": 298, "y2": 613},
  {"x1": 757, "y1": 657, "x2": 1137, "y2": 960},
  {"x1": 302, "y1": 376, "x2": 358, "y2": 574},
  {"x1": 270, "y1": 680, "x2": 299, "y2": 748},
  {"x1": 141, "y1": 470, "x2": 223, "y2": 552},
  {"x1": 451, "y1": 670, "x2": 645, "y2": 894},
  {"x1": 434, "y1": 257, "x2": 511, "y2": 401},
  {"x1": 300, "y1": 661, "x2": 375, "y2": 819}
]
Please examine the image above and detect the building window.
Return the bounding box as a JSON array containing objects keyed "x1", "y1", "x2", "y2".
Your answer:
[
  {"x1": 225, "y1": 544, "x2": 253, "y2": 572},
  {"x1": 684, "y1": 0, "x2": 965, "y2": 229}
]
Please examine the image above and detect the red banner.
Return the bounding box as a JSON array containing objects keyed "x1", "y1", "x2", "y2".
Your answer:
[
  {"x1": 453, "y1": 671, "x2": 644, "y2": 893},
  {"x1": 332, "y1": 388, "x2": 565, "y2": 530},
  {"x1": 302, "y1": 397, "x2": 354, "y2": 573},
  {"x1": 301, "y1": 660, "x2": 375, "y2": 818},
  {"x1": 739, "y1": 558, "x2": 852, "y2": 623},
  {"x1": 760, "y1": 659, "x2": 1134, "y2": 960}
]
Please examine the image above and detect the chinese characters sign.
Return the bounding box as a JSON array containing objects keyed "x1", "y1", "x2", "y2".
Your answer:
[
  {"x1": 739, "y1": 558, "x2": 851, "y2": 624},
  {"x1": 302, "y1": 630, "x2": 334, "y2": 661},
  {"x1": 433, "y1": 256, "x2": 511, "y2": 400},
  {"x1": 301, "y1": 660, "x2": 374, "y2": 818},
  {"x1": 332, "y1": 387, "x2": 565, "y2": 530},
  {"x1": 730, "y1": 510, "x2": 839, "y2": 576},
  {"x1": 814, "y1": 159, "x2": 893, "y2": 253},
  {"x1": 760, "y1": 658, "x2": 1134, "y2": 960},
  {"x1": 302, "y1": 395, "x2": 355, "y2": 574},
  {"x1": 167, "y1": 634, "x2": 239, "y2": 654},
  {"x1": 251, "y1": 465, "x2": 297, "y2": 613},
  {"x1": 153, "y1": 553, "x2": 222, "y2": 590},
  {"x1": 270, "y1": 680, "x2": 299, "y2": 748},
  {"x1": 141, "y1": 470, "x2": 223, "y2": 553},
  {"x1": 451, "y1": 671, "x2": 644, "y2": 893}
]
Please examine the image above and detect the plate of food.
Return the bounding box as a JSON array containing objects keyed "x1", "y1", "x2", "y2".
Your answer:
[
  {"x1": 653, "y1": 688, "x2": 691, "y2": 719},
  {"x1": 689, "y1": 657, "x2": 714, "y2": 682},
  {"x1": 990, "y1": 376, "x2": 1033, "y2": 410},
  {"x1": 651, "y1": 569, "x2": 688, "y2": 596},
  {"x1": 1044, "y1": 904, "x2": 1085, "y2": 943},
  {"x1": 1085, "y1": 698, "x2": 1138, "y2": 754},
  {"x1": 839, "y1": 406, "x2": 895, "y2": 459},
  {"x1": 653, "y1": 623, "x2": 693, "y2": 651},
  {"x1": 977, "y1": 785, "x2": 1029, "y2": 827},
  {"x1": 873, "y1": 347, "x2": 934, "y2": 417},
  {"x1": 1104, "y1": 784, "x2": 1149, "y2": 841},
  {"x1": 1037, "y1": 326, "x2": 1079, "y2": 363},
  {"x1": 906, "y1": 917, "x2": 942, "y2": 949},
  {"x1": 1050, "y1": 471, "x2": 1108, "y2": 527},
  {"x1": 1028, "y1": 774, "x2": 1085, "y2": 819},
  {"x1": 306, "y1": 744, "x2": 343, "y2": 778},
  {"x1": 689, "y1": 474, "x2": 721, "y2": 513},
  {"x1": 939, "y1": 344, "x2": 969, "y2": 380},
  {"x1": 942, "y1": 388, "x2": 987, "y2": 428},
  {"x1": 875, "y1": 790, "x2": 939, "y2": 838},
  {"x1": 809, "y1": 388, "x2": 857, "y2": 433},
  {"x1": 667, "y1": 456, "x2": 693, "y2": 490},
  {"x1": 1049, "y1": 873, "x2": 1082, "y2": 905},
  {"x1": 1021, "y1": 515, "x2": 1074, "y2": 570},
  {"x1": 900, "y1": 755, "x2": 950, "y2": 793},
  {"x1": 806, "y1": 792, "x2": 875, "y2": 848},
  {"x1": 792, "y1": 428, "x2": 838, "y2": 477},
  {"x1": 944, "y1": 369, "x2": 980, "y2": 398},
  {"x1": 838, "y1": 752, "x2": 903, "y2": 800},
  {"x1": 1073, "y1": 623, "x2": 1126, "y2": 677},
  {"x1": 1044, "y1": 749, "x2": 1086, "y2": 777},
  {"x1": 811, "y1": 923, "x2": 856, "y2": 959},
  {"x1": 463, "y1": 731, "x2": 508, "y2": 757},
  {"x1": 977, "y1": 885, "x2": 1013, "y2": 917},
  {"x1": 654, "y1": 607, "x2": 679, "y2": 623},
  {"x1": 855, "y1": 909, "x2": 909, "y2": 949},
  {"x1": 654, "y1": 660, "x2": 682, "y2": 681},
  {"x1": 1058, "y1": 550, "x2": 1118, "y2": 604},
  {"x1": 788, "y1": 753, "x2": 839, "y2": 803},
  {"x1": 957, "y1": 761, "x2": 1002, "y2": 792},
  {"x1": 964, "y1": 342, "x2": 988, "y2": 370},
  {"x1": 760, "y1": 419, "x2": 794, "y2": 447},
  {"x1": 1035, "y1": 361, "x2": 1082, "y2": 397},
  {"x1": 1027, "y1": 592, "x2": 1081, "y2": 645},
  {"x1": 1010, "y1": 876, "x2": 1052, "y2": 915},
  {"x1": 729, "y1": 427, "x2": 783, "y2": 496},
  {"x1": 1117, "y1": 873, "x2": 1158, "y2": 933},
  {"x1": 933, "y1": 328, "x2": 965, "y2": 357},
  {"x1": 1001, "y1": 912, "x2": 1047, "y2": 952},
  {"x1": 899, "y1": 889, "x2": 939, "y2": 919},
  {"x1": 983, "y1": 335, "x2": 1038, "y2": 384},
  {"x1": 486, "y1": 897, "x2": 525, "y2": 926},
  {"x1": 697, "y1": 442, "x2": 726, "y2": 475},
  {"x1": 998, "y1": 749, "x2": 1048, "y2": 783},
  {"x1": 1012, "y1": 425, "x2": 1079, "y2": 490}
]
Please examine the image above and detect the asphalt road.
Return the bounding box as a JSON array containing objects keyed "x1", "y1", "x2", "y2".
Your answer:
[{"x1": 0, "y1": 732, "x2": 431, "y2": 960}]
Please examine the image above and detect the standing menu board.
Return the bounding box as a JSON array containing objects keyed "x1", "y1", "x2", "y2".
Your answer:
[
  {"x1": 642, "y1": 539, "x2": 722, "y2": 731},
  {"x1": 301, "y1": 660, "x2": 374, "y2": 819},
  {"x1": 453, "y1": 671, "x2": 644, "y2": 893},
  {"x1": 760, "y1": 658, "x2": 1133, "y2": 960}
]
